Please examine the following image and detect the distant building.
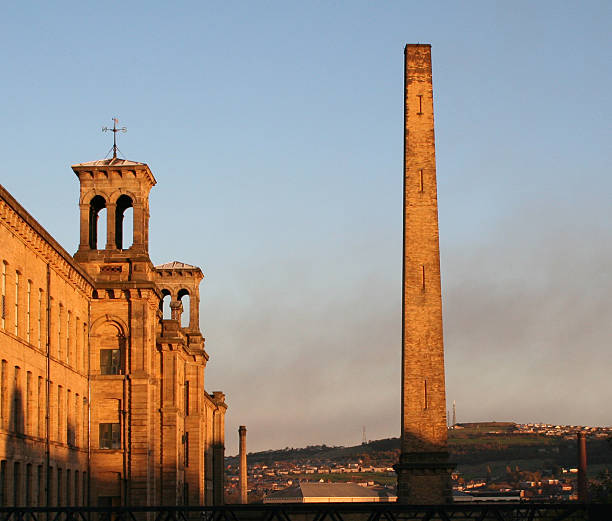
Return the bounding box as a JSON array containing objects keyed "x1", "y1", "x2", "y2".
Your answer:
[
  {"x1": 453, "y1": 490, "x2": 523, "y2": 502},
  {"x1": 263, "y1": 483, "x2": 396, "y2": 503}
]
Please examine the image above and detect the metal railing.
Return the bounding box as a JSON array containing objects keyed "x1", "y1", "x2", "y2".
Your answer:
[{"x1": 0, "y1": 503, "x2": 610, "y2": 521}]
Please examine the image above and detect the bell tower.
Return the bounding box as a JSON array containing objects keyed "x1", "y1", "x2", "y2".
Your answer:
[
  {"x1": 72, "y1": 157, "x2": 157, "y2": 281},
  {"x1": 72, "y1": 155, "x2": 162, "y2": 506}
]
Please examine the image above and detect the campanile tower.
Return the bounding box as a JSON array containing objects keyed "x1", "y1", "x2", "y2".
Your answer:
[{"x1": 394, "y1": 44, "x2": 454, "y2": 504}]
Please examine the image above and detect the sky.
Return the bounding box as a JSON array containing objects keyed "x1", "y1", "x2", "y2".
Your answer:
[{"x1": 1, "y1": 1, "x2": 611, "y2": 455}]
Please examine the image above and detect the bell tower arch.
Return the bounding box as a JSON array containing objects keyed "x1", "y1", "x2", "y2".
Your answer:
[{"x1": 72, "y1": 157, "x2": 157, "y2": 281}]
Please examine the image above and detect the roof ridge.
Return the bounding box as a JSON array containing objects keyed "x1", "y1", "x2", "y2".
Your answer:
[
  {"x1": 72, "y1": 157, "x2": 147, "y2": 167},
  {"x1": 155, "y1": 260, "x2": 199, "y2": 269}
]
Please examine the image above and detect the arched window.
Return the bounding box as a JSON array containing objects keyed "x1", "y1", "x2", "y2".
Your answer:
[
  {"x1": 96, "y1": 322, "x2": 126, "y2": 375},
  {"x1": 161, "y1": 290, "x2": 171, "y2": 320},
  {"x1": 177, "y1": 289, "x2": 190, "y2": 328},
  {"x1": 115, "y1": 195, "x2": 133, "y2": 250},
  {"x1": 89, "y1": 196, "x2": 106, "y2": 250}
]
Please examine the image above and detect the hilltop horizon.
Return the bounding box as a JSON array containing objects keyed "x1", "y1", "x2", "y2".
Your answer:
[{"x1": 227, "y1": 421, "x2": 612, "y2": 458}]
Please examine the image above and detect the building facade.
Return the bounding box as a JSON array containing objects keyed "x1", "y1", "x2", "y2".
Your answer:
[{"x1": 0, "y1": 155, "x2": 226, "y2": 507}]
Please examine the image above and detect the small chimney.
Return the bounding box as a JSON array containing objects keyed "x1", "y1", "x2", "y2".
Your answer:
[
  {"x1": 577, "y1": 432, "x2": 588, "y2": 502},
  {"x1": 239, "y1": 426, "x2": 247, "y2": 504}
]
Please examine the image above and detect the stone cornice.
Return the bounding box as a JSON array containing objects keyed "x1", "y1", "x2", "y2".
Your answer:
[
  {"x1": 72, "y1": 163, "x2": 157, "y2": 190},
  {"x1": 0, "y1": 184, "x2": 94, "y2": 296}
]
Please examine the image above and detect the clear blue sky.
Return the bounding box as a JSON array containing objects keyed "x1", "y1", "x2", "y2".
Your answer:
[{"x1": 1, "y1": 1, "x2": 611, "y2": 454}]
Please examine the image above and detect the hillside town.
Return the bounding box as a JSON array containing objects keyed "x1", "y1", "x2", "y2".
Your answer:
[
  {"x1": 224, "y1": 423, "x2": 612, "y2": 503},
  {"x1": 514, "y1": 424, "x2": 612, "y2": 438}
]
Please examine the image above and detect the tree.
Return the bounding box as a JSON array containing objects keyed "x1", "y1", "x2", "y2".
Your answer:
[{"x1": 590, "y1": 470, "x2": 612, "y2": 503}]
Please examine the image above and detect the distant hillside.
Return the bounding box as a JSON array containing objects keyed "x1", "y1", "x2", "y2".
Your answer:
[
  {"x1": 228, "y1": 437, "x2": 400, "y2": 466},
  {"x1": 227, "y1": 423, "x2": 612, "y2": 478}
]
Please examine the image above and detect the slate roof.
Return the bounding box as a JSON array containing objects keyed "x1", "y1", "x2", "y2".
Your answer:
[
  {"x1": 265, "y1": 482, "x2": 395, "y2": 501},
  {"x1": 299, "y1": 483, "x2": 389, "y2": 498},
  {"x1": 72, "y1": 158, "x2": 147, "y2": 167},
  {"x1": 266, "y1": 485, "x2": 303, "y2": 500},
  {"x1": 155, "y1": 261, "x2": 199, "y2": 270}
]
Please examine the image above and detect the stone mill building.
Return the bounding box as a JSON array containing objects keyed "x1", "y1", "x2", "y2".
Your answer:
[{"x1": 0, "y1": 155, "x2": 227, "y2": 507}]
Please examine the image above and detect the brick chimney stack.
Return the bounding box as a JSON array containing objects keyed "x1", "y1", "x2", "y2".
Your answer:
[
  {"x1": 394, "y1": 44, "x2": 454, "y2": 504},
  {"x1": 577, "y1": 432, "x2": 588, "y2": 501},
  {"x1": 239, "y1": 426, "x2": 247, "y2": 504}
]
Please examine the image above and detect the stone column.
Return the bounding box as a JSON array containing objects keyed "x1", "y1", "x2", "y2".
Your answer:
[
  {"x1": 105, "y1": 202, "x2": 116, "y2": 250},
  {"x1": 79, "y1": 204, "x2": 89, "y2": 249},
  {"x1": 170, "y1": 300, "x2": 183, "y2": 322},
  {"x1": 239, "y1": 426, "x2": 247, "y2": 504},
  {"x1": 189, "y1": 291, "x2": 200, "y2": 333},
  {"x1": 131, "y1": 203, "x2": 146, "y2": 253}
]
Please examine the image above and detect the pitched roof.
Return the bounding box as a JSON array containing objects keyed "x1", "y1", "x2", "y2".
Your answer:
[
  {"x1": 155, "y1": 261, "x2": 199, "y2": 270},
  {"x1": 265, "y1": 485, "x2": 303, "y2": 500},
  {"x1": 72, "y1": 157, "x2": 147, "y2": 167},
  {"x1": 265, "y1": 482, "x2": 395, "y2": 501},
  {"x1": 299, "y1": 483, "x2": 387, "y2": 498}
]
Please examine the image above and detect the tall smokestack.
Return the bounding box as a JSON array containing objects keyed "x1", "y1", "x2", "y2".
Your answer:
[
  {"x1": 239, "y1": 426, "x2": 247, "y2": 504},
  {"x1": 394, "y1": 43, "x2": 454, "y2": 504},
  {"x1": 577, "y1": 432, "x2": 588, "y2": 501}
]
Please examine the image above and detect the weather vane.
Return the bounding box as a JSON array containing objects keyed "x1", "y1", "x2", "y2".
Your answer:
[{"x1": 102, "y1": 117, "x2": 127, "y2": 159}]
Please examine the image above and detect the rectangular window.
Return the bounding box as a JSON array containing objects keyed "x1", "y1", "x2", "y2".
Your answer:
[
  {"x1": 74, "y1": 470, "x2": 79, "y2": 506},
  {"x1": 37, "y1": 465, "x2": 43, "y2": 507},
  {"x1": 14, "y1": 271, "x2": 19, "y2": 336},
  {"x1": 57, "y1": 468, "x2": 62, "y2": 506},
  {"x1": 26, "y1": 463, "x2": 32, "y2": 506},
  {"x1": 13, "y1": 366, "x2": 22, "y2": 434},
  {"x1": 75, "y1": 317, "x2": 80, "y2": 371},
  {"x1": 47, "y1": 467, "x2": 53, "y2": 506},
  {"x1": 57, "y1": 386, "x2": 63, "y2": 442},
  {"x1": 13, "y1": 462, "x2": 21, "y2": 506},
  {"x1": 26, "y1": 280, "x2": 31, "y2": 343},
  {"x1": 38, "y1": 376, "x2": 44, "y2": 437},
  {"x1": 75, "y1": 393, "x2": 80, "y2": 446},
  {"x1": 0, "y1": 360, "x2": 6, "y2": 429},
  {"x1": 66, "y1": 311, "x2": 71, "y2": 364},
  {"x1": 66, "y1": 469, "x2": 71, "y2": 505},
  {"x1": 0, "y1": 460, "x2": 6, "y2": 506},
  {"x1": 82, "y1": 399, "x2": 88, "y2": 447},
  {"x1": 26, "y1": 371, "x2": 32, "y2": 435},
  {"x1": 38, "y1": 289, "x2": 43, "y2": 349},
  {"x1": 67, "y1": 389, "x2": 74, "y2": 446},
  {"x1": 100, "y1": 349, "x2": 121, "y2": 375},
  {"x1": 1, "y1": 262, "x2": 6, "y2": 329},
  {"x1": 185, "y1": 381, "x2": 190, "y2": 416},
  {"x1": 58, "y1": 304, "x2": 62, "y2": 359},
  {"x1": 82, "y1": 324, "x2": 87, "y2": 372},
  {"x1": 48, "y1": 384, "x2": 54, "y2": 444},
  {"x1": 184, "y1": 432, "x2": 189, "y2": 467},
  {"x1": 99, "y1": 423, "x2": 121, "y2": 449}
]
